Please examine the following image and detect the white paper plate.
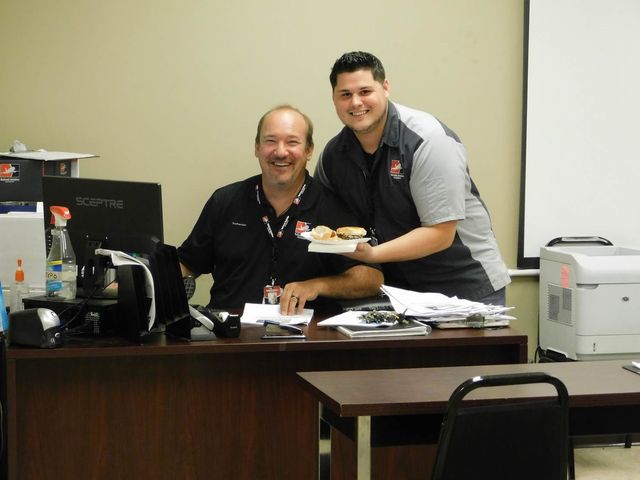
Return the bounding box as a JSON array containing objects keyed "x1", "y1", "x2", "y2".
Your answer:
[{"x1": 299, "y1": 231, "x2": 370, "y2": 245}]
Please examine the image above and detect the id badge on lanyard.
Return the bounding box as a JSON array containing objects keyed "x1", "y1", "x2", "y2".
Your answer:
[{"x1": 263, "y1": 283, "x2": 282, "y2": 305}]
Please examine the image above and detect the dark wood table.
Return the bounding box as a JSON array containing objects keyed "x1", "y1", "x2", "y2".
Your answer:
[
  {"x1": 297, "y1": 360, "x2": 640, "y2": 480},
  {"x1": 2, "y1": 318, "x2": 526, "y2": 480}
]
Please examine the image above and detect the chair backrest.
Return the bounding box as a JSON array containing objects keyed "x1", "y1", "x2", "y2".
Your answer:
[{"x1": 430, "y1": 372, "x2": 569, "y2": 480}]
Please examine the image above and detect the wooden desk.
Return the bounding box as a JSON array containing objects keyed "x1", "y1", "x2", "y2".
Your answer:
[
  {"x1": 2, "y1": 321, "x2": 526, "y2": 480},
  {"x1": 297, "y1": 360, "x2": 640, "y2": 480}
]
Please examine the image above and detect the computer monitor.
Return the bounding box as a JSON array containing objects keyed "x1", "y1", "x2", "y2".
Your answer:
[
  {"x1": 41, "y1": 176, "x2": 164, "y2": 293},
  {"x1": 41, "y1": 176, "x2": 189, "y2": 342}
]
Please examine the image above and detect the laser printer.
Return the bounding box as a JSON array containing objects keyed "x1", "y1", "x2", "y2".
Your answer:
[{"x1": 539, "y1": 245, "x2": 640, "y2": 360}]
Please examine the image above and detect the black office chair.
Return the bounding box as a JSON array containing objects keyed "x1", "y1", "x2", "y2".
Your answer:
[{"x1": 430, "y1": 372, "x2": 569, "y2": 480}]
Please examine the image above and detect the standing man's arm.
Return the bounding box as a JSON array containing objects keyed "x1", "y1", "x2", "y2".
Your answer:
[
  {"x1": 279, "y1": 264, "x2": 383, "y2": 315},
  {"x1": 348, "y1": 133, "x2": 465, "y2": 264},
  {"x1": 347, "y1": 221, "x2": 457, "y2": 264}
]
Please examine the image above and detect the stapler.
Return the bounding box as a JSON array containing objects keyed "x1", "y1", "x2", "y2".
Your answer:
[{"x1": 261, "y1": 320, "x2": 306, "y2": 340}]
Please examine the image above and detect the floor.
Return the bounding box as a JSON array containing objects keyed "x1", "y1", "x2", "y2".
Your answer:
[
  {"x1": 318, "y1": 436, "x2": 640, "y2": 479},
  {"x1": 574, "y1": 444, "x2": 640, "y2": 480}
]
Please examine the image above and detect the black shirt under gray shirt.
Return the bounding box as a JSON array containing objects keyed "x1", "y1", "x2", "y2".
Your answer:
[{"x1": 315, "y1": 102, "x2": 510, "y2": 301}]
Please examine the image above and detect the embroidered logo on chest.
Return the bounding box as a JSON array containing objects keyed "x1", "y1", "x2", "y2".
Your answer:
[
  {"x1": 295, "y1": 221, "x2": 311, "y2": 235},
  {"x1": 389, "y1": 159, "x2": 404, "y2": 180}
]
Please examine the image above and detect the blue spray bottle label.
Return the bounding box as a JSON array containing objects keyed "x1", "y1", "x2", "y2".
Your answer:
[{"x1": 0, "y1": 280, "x2": 9, "y2": 332}]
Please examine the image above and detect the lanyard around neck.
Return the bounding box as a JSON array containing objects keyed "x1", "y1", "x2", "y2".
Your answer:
[
  {"x1": 255, "y1": 182, "x2": 307, "y2": 240},
  {"x1": 255, "y1": 182, "x2": 307, "y2": 284}
]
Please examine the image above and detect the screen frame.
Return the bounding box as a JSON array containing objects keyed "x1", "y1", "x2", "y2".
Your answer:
[
  {"x1": 519, "y1": 0, "x2": 640, "y2": 268},
  {"x1": 41, "y1": 176, "x2": 164, "y2": 293}
]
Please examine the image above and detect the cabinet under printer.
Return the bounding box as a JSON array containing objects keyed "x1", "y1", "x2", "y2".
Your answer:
[{"x1": 539, "y1": 245, "x2": 640, "y2": 360}]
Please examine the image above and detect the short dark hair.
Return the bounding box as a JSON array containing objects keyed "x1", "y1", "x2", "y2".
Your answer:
[
  {"x1": 254, "y1": 104, "x2": 314, "y2": 148},
  {"x1": 329, "y1": 51, "x2": 386, "y2": 89}
]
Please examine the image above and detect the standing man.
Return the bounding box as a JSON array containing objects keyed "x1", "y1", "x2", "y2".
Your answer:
[
  {"x1": 315, "y1": 51, "x2": 510, "y2": 304},
  {"x1": 178, "y1": 104, "x2": 382, "y2": 314}
]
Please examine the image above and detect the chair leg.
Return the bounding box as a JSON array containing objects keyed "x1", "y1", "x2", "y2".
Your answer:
[{"x1": 568, "y1": 437, "x2": 576, "y2": 480}]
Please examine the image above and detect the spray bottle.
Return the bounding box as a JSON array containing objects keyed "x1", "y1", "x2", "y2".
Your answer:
[
  {"x1": 0, "y1": 280, "x2": 8, "y2": 333},
  {"x1": 10, "y1": 258, "x2": 29, "y2": 312},
  {"x1": 46, "y1": 206, "x2": 77, "y2": 299}
]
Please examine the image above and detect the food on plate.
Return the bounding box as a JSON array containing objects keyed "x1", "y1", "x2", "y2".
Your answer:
[
  {"x1": 336, "y1": 226, "x2": 367, "y2": 240},
  {"x1": 309, "y1": 225, "x2": 367, "y2": 241},
  {"x1": 310, "y1": 225, "x2": 337, "y2": 241}
]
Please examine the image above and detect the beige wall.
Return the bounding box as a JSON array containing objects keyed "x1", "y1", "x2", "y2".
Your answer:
[{"x1": 0, "y1": 0, "x2": 540, "y2": 359}]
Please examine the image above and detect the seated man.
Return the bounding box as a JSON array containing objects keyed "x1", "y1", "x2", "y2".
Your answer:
[{"x1": 178, "y1": 105, "x2": 383, "y2": 315}]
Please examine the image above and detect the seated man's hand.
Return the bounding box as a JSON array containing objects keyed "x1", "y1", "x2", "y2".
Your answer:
[
  {"x1": 279, "y1": 264, "x2": 383, "y2": 315},
  {"x1": 279, "y1": 280, "x2": 319, "y2": 316}
]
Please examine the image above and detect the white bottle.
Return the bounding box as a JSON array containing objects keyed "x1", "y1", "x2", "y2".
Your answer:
[
  {"x1": 46, "y1": 206, "x2": 77, "y2": 300},
  {"x1": 10, "y1": 258, "x2": 30, "y2": 312}
]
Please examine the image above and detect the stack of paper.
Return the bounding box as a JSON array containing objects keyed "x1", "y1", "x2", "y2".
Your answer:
[
  {"x1": 381, "y1": 285, "x2": 515, "y2": 324},
  {"x1": 317, "y1": 311, "x2": 430, "y2": 338},
  {"x1": 240, "y1": 303, "x2": 313, "y2": 325}
]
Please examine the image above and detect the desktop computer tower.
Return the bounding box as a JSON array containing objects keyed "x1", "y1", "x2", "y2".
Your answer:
[{"x1": 22, "y1": 296, "x2": 118, "y2": 336}]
